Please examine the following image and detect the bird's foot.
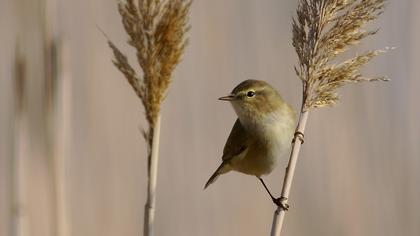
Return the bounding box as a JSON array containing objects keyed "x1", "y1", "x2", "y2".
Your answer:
[{"x1": 272, "y1": 196, "x2": 289, "y2": 211}]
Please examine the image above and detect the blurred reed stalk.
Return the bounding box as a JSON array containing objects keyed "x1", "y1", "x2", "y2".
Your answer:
[
  {"x1": 43, "y1": 0, "x2": 71, "y2": 235},
  {"x1": 51, "y1": 42, "x2": 72, "y2": 236},
  {"x1": 44, "y1": 1, "x2": 65, "y2": 236},
  {"x1": 107, "y1": 1, "x2": 191, "y2": 235},
  {"x1": 271, "y1": 1, "x2": 388, "y2": 235},
  {"x1": 12, "y1": 0, "x2": 62, "y2": 235},
  {"x1": 12, "y1": 42, "x2": 26, "y2": 236}
]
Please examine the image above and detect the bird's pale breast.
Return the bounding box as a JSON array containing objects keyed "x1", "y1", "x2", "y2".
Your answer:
[{"x1": 230, "y1": 110, "x2": 295, "y2": 177}]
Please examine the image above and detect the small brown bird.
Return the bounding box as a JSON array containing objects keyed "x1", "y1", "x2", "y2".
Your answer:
[{"x1": 204, "y1": 80, "x2": 296, "y2": 208}]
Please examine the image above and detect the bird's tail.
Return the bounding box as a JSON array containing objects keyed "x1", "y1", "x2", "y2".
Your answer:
[{"x1": 204, "y1": 162, "x2": 230, "y2": 189}]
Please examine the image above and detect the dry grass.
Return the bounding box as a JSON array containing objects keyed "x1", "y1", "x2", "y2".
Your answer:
[
  {"x1": 272, "y1": 1, "x2": 389, "y2": 235},
  {"x1": 292, "y1": 0, "x2": 388, "y2": 110},
  {"x1": 108, "y1": 0, "x2": 191, "y2": 167},
  {"x1": 107, "y1": 1, "x2": 191, "y2": 235}
]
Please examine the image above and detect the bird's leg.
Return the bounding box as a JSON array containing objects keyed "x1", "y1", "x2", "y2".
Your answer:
[
  {"x1": 258, "y1": 177, "x2": 289, "y2": 210},
  {"x1": 258, "y1": 177, "x2": 276, "y2": 200}
]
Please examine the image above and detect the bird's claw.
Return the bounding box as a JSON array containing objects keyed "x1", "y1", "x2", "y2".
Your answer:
[{"x1": 273, "y1": 197, "x2": 289, "y2": 211}]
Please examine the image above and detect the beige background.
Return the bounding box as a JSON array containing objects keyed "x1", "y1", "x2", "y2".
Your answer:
[{"x1": 1, "y1": 0, "x2": 420, "y2": 236}]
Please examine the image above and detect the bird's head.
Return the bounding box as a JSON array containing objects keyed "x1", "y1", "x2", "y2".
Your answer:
[{"x1": 219, "y1": 80, "x2": 287, "y2": 120}]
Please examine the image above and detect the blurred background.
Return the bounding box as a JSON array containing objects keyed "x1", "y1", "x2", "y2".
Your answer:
[{"x1": 1, "y1": 0, "x2": 419, "y2": 236}]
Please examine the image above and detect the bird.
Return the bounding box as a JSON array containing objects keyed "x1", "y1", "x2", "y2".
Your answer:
[{"x1": 204, "y1": 79, "x2": 296, "y2": 209}]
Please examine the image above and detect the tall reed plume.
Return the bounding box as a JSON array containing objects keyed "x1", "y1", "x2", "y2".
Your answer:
[
  {"x1": 271, "y1": 1, "x2": 388, "y2": 235},
  {"x1": 107, "y1": 0, "x2": 191, "y2": 235}
]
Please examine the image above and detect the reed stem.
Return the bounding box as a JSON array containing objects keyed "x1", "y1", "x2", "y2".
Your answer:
[
  {"x1": 144, "y1": 115, "x2": 161, "y2": 236},
  {"x1": 270, "y1": 110, "x2": 308, "y2": 236}
]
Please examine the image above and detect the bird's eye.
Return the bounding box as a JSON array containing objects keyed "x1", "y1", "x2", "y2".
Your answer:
[{"x1": 247, "y1": 91, "x2": 255, "y2": 97}]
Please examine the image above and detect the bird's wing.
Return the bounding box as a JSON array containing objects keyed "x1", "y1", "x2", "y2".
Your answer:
[{"x1": 222, "y1": 119, "x2": 250, "y2": 162}]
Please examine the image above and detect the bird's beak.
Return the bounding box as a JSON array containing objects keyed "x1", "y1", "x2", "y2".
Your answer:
[{"x1": 218, "y1": 94, "x2": 236, "y2": 101}]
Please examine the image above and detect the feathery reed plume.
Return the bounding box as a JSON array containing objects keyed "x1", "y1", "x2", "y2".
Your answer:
[
  {"x1": 107, "y1": 0, "x2": 191, "y2": 235},
  {"x1": 271, "y1": 1, "x2": 387, "y2": 235}
]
